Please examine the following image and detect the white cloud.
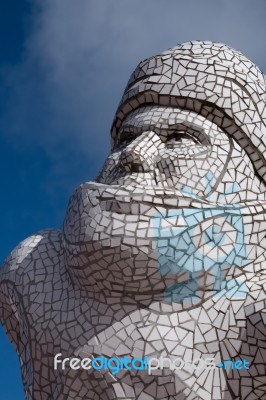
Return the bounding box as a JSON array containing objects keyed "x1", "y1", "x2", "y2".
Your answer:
[{"x1": 2, "y1": 0, "x2": 266, "y2": 170}]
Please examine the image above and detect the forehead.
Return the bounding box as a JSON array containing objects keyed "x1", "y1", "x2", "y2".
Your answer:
[{"x1": 120, "y1": 106, "x2": 214, "y2": 129}]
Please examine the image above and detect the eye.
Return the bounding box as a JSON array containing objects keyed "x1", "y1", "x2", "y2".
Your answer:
[
  {"x1": 165, "y1": 131, "x2": 198, "y2": 147},
  {"x1": 115, "y1": 131, "x2": 135, "y2": 149}
]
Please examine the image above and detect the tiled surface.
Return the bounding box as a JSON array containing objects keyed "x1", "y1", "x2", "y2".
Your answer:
[{"x1": 1, "y1": 41, "x2": 266, "y2": 399}]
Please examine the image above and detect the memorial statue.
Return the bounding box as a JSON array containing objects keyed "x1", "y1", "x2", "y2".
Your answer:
[{"x1": 1, "y1": 41, "x2": 266, "y2": 400}]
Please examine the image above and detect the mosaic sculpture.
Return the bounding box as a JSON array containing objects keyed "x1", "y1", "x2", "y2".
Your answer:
[{"x1": 1, "y1": 41, "x2": 266, "y2": 400}]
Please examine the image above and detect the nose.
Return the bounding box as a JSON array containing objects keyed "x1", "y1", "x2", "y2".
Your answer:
[{"x1": 120, "y1": 131, "x2": 163, "y2": 172}]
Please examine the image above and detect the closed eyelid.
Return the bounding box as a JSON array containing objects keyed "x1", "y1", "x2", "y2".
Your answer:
[
  {"x1": 114, "y1": 123, "x2": 153, "y2": 147},
  {"x1": 114, "y1": 119, "x2": 212, "y2": 148},
  {"x1": 154, "y1": 124, "x2": 211, "y2": 146}
]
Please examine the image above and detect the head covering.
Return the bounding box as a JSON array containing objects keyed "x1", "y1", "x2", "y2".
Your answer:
[{"x1": 112, "y1": 41, "x2": 266, "y2": 182}]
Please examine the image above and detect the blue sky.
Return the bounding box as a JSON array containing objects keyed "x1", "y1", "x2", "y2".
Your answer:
[{"x1": 0, "y1": 0, "x2": 266, "y2": 398}]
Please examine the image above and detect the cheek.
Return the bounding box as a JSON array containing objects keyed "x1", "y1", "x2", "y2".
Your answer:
[{"x1": 156, "y1": 144, "x2": 230, "y2": 193}]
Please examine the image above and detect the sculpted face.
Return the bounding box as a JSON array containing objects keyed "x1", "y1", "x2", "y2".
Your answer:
[
  {"x1": 96, "y1": 105, "x2": 262, "y2": 200},
  {"x1": 63, "y1": 41, "x2": 266, "y2": 306},
  {"x1": 98, "y1": 106, "x2": 228, "y2": 195}
]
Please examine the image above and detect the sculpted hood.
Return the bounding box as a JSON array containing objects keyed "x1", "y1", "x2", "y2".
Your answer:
[{"x1": 112, "y1": 41, "x2": 266, "y2": 182}]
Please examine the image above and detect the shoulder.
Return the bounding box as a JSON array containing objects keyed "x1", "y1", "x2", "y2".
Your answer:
[
  {"x1": 0, "y1": 229, "x2": 62, "y2": 282},
  {"x1": 0, "y1": 229, "x2": 62, "y2": 392},
  {"x1": 0, "y1": 228, "x2": 63, "y2": 336},
  {"x1": 0, "y1": 229, "x2": 63, "y2": 311}
]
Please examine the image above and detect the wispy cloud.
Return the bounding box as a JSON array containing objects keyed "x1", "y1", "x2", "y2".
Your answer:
[{"x1": 1, "y1": 0, "x2": 266, "y2": 174}]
